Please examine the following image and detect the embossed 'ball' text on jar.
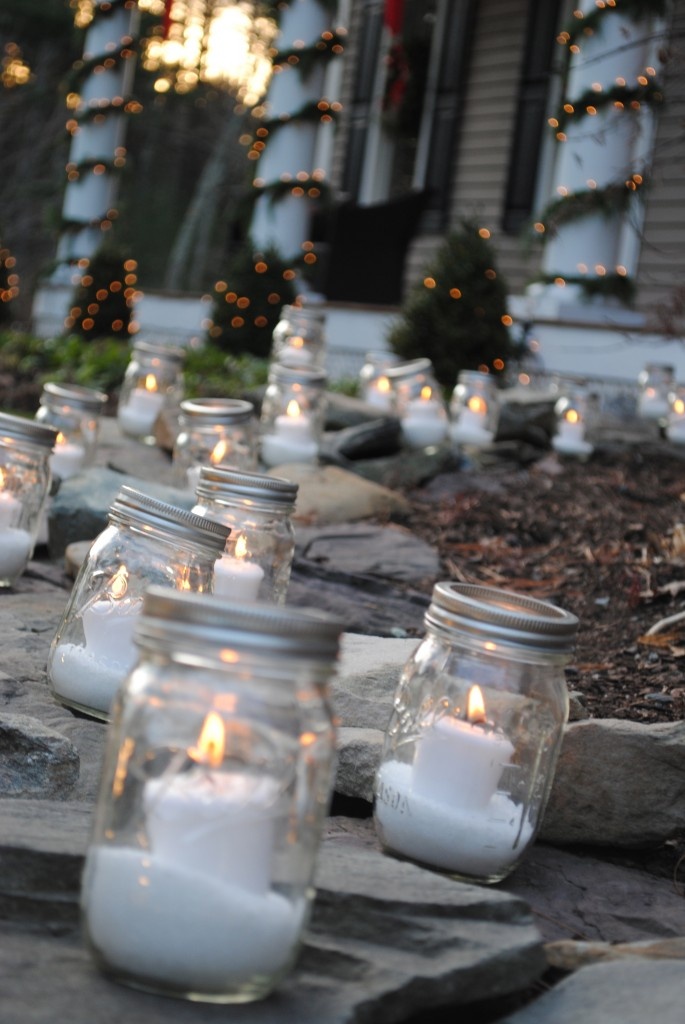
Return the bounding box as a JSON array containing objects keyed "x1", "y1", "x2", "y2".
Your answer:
[
  {"x1": 47, "y1": 486, "x2": 230, "y2": 720},
  {"x1": 81, "y1": 587, "x2": 343, "y2": 1003},
  {"x1": 374, "y1": 582, "x2": 578, "y2": 884}
]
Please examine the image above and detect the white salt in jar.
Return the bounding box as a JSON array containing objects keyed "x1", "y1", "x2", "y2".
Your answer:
[
  {"x1": 374, "y1": 582, "x2": 578, "y2": 883},
  {"x1": 81, "y1": 587, "x2": 342, "y2": 1003}
]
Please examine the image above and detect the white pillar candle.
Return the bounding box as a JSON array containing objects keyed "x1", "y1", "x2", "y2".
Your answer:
[
  {"x1": 213, "y1": 535, "x2": 265, "y2": 601},
  {"x1": 363, "y1": 375, "x2": 394, "y2": 410},
  {"x1": 118, "y1": 376, "x2": 165, "y2": 436},
  {"x1": 638, "y1": 389, "x2": 669, "y2": 421},
  {"x1": 0, "y1": 486, "x2": 21, "y2": 529},
  {"x1": 84, "y1": 846, "x2": 303, "y2": 994},
  {"x1": 401, "y1": 390, "x2": 448, "y2": 448},
  {"x1": 278, "y1": 338, "x2": 315, "y2": 366},
  {"x1": 450, "y1": 395, "x2": 494, "y2": 447},
  {"x1": 50, "y1": 434, "x2": 86, "y2": 479},
  {"x1": 261, "y1": 400, "x2": 318, "y2": 467},
  {"x1": 552, "y1": 410, "x2": 593, "y2": 456},
  {"x1": 0, "y1": 528, "x2": 33, "y2": 582}
]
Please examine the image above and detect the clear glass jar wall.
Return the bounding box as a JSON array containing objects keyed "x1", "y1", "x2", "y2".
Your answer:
[
  {"x1": 374, "y1": 582, "x2": 578, "y2": 884},
  {"x1": 385, "y1": 358, "x2": 449, "y2": 448},
  {"x1": 117, "y1": 342, "x2": 185, "y2": 442},
  {"x1": 172, "y1": 399, "x2": 258, "y2": 490},
  {"x1": 192, "y1": 466, "x2": 298, "y2": 604},
  {"x1": 47, "y1": 487, "x2": 229, "y2": 720},
  {"x1": 36, "y1": 382, "x2": 108, "y2": 473},
  {"x1": 0, "y1": 413, "x2": 57, "y2": 586},
  {"x1": 270, "y1": 305, "x2": 326, "y2": 369},
  {"x1": 358, "y1": 351, "x2": 399, "y2": 410},
  {"x1": 260, "y1": 364, "x2": 327, "y2": 468},
  {"x1": 449, "y1": 371, "x2": 499, "y2": 446},
  {"x1": 81, "y1": 587, "x2": 342, "y2": 1003},
  {"x1": 637, "y1": 363, "x2": 674, "y2": 421}
]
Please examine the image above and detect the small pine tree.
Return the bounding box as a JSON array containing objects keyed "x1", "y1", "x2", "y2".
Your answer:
[
  {"x1": 0, "y1": 243, "x2": 19, "y2": 325},
  {"x1": 206, "y1": 245, "x2": 297, "y2": 358},
  {"x1": 64, "y1": 248, "x2": 135, "y2": 340},
  {"x1": 387, "y1": 221, "x2": 513, "y2": 389}
]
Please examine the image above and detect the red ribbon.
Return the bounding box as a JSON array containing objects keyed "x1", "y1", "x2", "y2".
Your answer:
[
  {"x1": 383, "y1": 0, "x2": 405, "y2": 37},
  {"x1": 162, "y1": 0, "x2": 174, "y2": 40}
]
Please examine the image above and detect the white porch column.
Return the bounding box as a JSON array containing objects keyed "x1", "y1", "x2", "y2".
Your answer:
[
  {"x1": 536, "y1": 1, "x2": 665, "y2": 319},
  {"x1": 250, "y1": 0, "x2": 335, "y2": 257},
  {"x1": 52, "y1": 0, "x2": 138, "y2": 282}
]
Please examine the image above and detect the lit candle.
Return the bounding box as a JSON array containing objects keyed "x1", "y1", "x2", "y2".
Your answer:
[
  {"x1": 83, "y1": 711, "x2": 301, "y2": 993},
  {"x1": 213, "y1": 534, "x2": 265, "y2": 601},
  {"x1": 118, "y1": 374, "x2": 165, "y2": 437},
  {"x1": 49, "y1": 565, "x2": 142, "y2": 715},
  {"x1": 667, "y1": 395, "x2": 685, "y2": 444},
  {"x1": 0, "y1": 467, "x2": 32, "y2": 583},
  {"x1": 186, "y1": 439, "x2": 228, "y2": 492},
  {"x1": 552, "y1": 408, "x2": 593, "y2": 456},
  {"x1": 374, "y1": 686, "x2": 530, "y2": 877},
  {"x1": 363, "y1": 374, "x2": 394, "y2": 411},
  {"x1": 261, "y1": 399, "x2": 318, "y2": 467},
  {"x1": 401, "y1": 386, "x2": 448, "y2": 447},
  {"x1": 450, "y1": 394, "x2": 495, "y2": 446},
  {"x1": 50, "y1": 432, "x2": 86, "y2": 480},
  {"x1": 638, "y1": 386, "x2": 669, "y2": 421},
  {"x1": 278, "y1": 335, "x2": 315, "y2": 366}
]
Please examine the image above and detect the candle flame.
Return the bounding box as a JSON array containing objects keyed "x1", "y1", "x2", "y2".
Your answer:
[
  {"x1": 467, "y1": 395, "x2": 487, "y2": 415},
  {"x1": 189, "y1": 711, "x2": 225, "y2": 768},
  {"x1": 177, "y1": 565, "x2": 192, "y2": 591},
  {"x1": 674, "y1": 399, "x2": 685, "y2": 416},
  {"x1": 300, "y1": 730, "x2": 317, "y2": 747},
  {"x1": 291, "y1": 335, "x2": 304, "y2": 349},
  {"x1": 376, "y1": 375, "x2": 390, "y2": 393},
  {"x1": 0, "y1": 467, "x2": 5, "y2": 488},
  {"x1": 210, "y1": 439, "x2": 228, "y2": 464},
  {"x1": 234, "y1": 533, "x2": 248, "y2": 559},
  {"x1": 565, "y1": 408, "x2": 580, "y2": 424},
  {"x1": 467, "y1": 685, "x2": 487, "y2": 724},
  {"x1": 420, "y1": 385, "x2": 433, "y2": 401},
  {"x1": 56, "y1": 431, "x2": 66, "y2": 446},
  {"x1": 144, "y1": 374, "x2": 158, "y2": 393},
  {"x1": 286, "y1": 399, "x2": 301, "y2": 418},
  {"x1": 110, "y1": 565, "x2": 128, "y2": 600}
]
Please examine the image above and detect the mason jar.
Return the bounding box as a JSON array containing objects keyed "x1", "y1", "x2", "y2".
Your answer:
[
  {"x1": 0, "y1": 413, "x2": 57, "y2": 587},
  {"x1": 192, "y1": 466, "x2": 298, "y2": 604},
  {"x1": 666, "y1": 385, "x2": 685, "y2": 445},
  {"x1": 358, "y1": 351, "x2": 399, "y2": 411},
  {"x1": 117, "y1": 341, "x2": 185, "y2": 443},
  {"x1": 47, "y1": 486, "x2": 230, "y2": 720},
  {"x1": 552, "y1": 389, "x2": 594, "y2": 457},
  {"x1": 172, "y1": 398, "x2": 258, "y2": 490},
  {"x1": 449, "y1": 371, "x2": 499, "y2": 447},
  {"x1": 271, "y1": 304, "x2": 326, "y2": 369},
  {"x1": 260, "y1": 364, "x2": 327, "y2": 468},
  {"x1": 385, "y1": 357, "x2": 449, "y2": 448},
  {"x1": 36, "y1": 381, "x2": 108, "y2": 473},
  {"x1": 81, "y1": 586, "x2": 342, "y2": 1003},
  {"x1": 374, "y1": 582, "x2": 578, "y2": 884},
  {"x1": 637, "y1": 363, "x2": 674, "y2": 421}
]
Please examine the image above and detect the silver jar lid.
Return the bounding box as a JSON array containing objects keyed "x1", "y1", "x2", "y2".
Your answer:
[
  {"x1": 108, "y1": 486, "x2": 230, "y2": 553},
  {"x1": 41, "y1": 382, "x2": 108, "y2": 414},
  {"x1": 385, "y1": 357, "x2": 433, "y2": 381},
  {"x1": 426, "y1": 582, "x2": 578, "y2": 653},
  {"x1": 196, "y1": 466, "x2": 298, "y2": 510},
  {"x1": 268, "y1": 363, "x2": 327, "y2": 386},
  {"x1": 0, "y1": 412, "x2": 58, "y2": 450},
  {"x1": 278, "y1": 304, "x2": 326, "y2": 323},
  {"x1": 179, "y1": 398, "x2": 254, "y2": 424},
  {"x1": 136, "y1": 585, "x2": 343, "y2": 661},
  {"x1": 132, "y1": 341, "x2": 185, "y2": 364}
]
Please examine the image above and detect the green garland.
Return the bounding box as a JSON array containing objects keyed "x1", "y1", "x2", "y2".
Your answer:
[
  {"x1": 261, "y1": 100, "x2": 340, "y2": 133},
  {"x1": 537, "y1": 180, "x2": 645, "y2": 236},
  {"x1": 559, "y1": 0, "x2": 669, "y2": 48},
  {"x1": 272, "y1": 31, "x2": 345, "y2": 78},
  {"x1": 553, "y1": 80, "x2": 664, "y2": 132},
  {"x1": 253, "y1": 177, "x2": 332, "y2": 207},
  {"x1": 537, "y1": 272, "x2": 636, "y2": 305}
]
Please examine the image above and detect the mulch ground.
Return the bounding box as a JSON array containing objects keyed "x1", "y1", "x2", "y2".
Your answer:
[{"x1": 406, "y1": 444, "x2": 685, "y2": 725}]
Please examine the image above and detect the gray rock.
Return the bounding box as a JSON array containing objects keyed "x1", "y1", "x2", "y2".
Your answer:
[
  {"x1": 499, "y1": 958, "x2": 685, "y2": 1024},
  {"x1": 344, "y1": 442, "x2": 459, "y2": 490},
  {"x1": 496, "y1": 387, "x2": 557, "y2": 447},
  {"x1": 295, "y1": 523, "x2": 440, "y2": 583},
  {"x1": 321, "y1": 417, "x2": 401, "y2": 461},
  {"x1": 333, "y1": 633, "x2": 418, "y2": 731},
  {"x1": 336, "y1": 727, "x2": 383, "y2": 802},
  {"x1": 545, "y1": 936, "x2": 685, "y2": 972},
  {"x1": 271, "y1": 463, "x2": 410, "y2": 525},
  {"x1": 541, "y1": 718, "x2": 685, "y2": 848},
  {"x1": 48, "y1": 466, "x2": 195, "y2": 557},
  {"x1": 0, "y1": 714, "x2": 79, "y2": 799},
  {"x1": 325, "y1": 391, "x2": 397, "y2": 430}
]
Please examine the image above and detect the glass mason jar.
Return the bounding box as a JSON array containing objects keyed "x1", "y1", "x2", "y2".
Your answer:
[
  {"x1": 81, "y1": 586, "x2": 342, "y2": 1003},
  {"x1": 666, "y1": 385, "x2": 685, "y2": 445},
  {"x1": 172, "y1": 398, "x2": 258, "y2": 491},
  {"x1": 36, "y1": 381, "x2": 108, "y2": 474},
  {"x1": 47, "y1": 486, "x2": 230, "y2": 721},
  {"x1": 637, "y1": 363, "x2": 674, "y2": 421},
  {"x1": 449, "y1": 370, "x2": 500, "y2": 447},
  {"x1": 117, "y1": 341, "x2": 185, "y2": 443},
  {"x1": 0, "y1": 413, "x2": 57, "y2": 587},
  {"x1": 385, "y1": 357, "x2": 449, "y2": 448},
  {"x1": 260, "y1": 364, "x2": 327, "y2": 468},
  {"x1": 374, "y1": 582, "x2": 578, "y2": 884},
  {"x1": 192, "y1": 466, "x2": 298, "y2": 604},
  {"x1": 552, "y1": 389, "x2": 594, "y2": 457},
  {"x1": 358, "y1": 351, "x2": 399, "y2": 411},
  {"x1": 271, "y1": 304, "x2": 326, "y2": 369}
]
